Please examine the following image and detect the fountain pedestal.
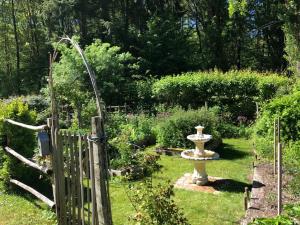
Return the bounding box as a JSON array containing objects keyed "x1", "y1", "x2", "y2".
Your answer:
[{"x1": 193, "y1": 161, "x2": 208, "y2": 185}]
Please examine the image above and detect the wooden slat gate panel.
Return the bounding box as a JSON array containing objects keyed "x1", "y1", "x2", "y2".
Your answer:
[{"x1": 53, "y1": 132, "x2": 98, "y2": 225}]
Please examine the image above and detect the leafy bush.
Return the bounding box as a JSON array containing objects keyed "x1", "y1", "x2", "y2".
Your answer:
[
  {"x1": 253, "y1": 91, "x2": 300, "y2": 158},
  {"x1": 52, "y1": 37, "x2": 139, "y2": 105},
  {"x1": 249, "y1": 203, "x2": 300, "y2": 225},
  {"x1": 105, "y1": 113, "x2": 128, "y2": 139},
  {"x1": 122, "y1": 114, "x2": 156, "y2": 147},
  {"x1": 0, "y1": 99, "x2": 37, "y2": 190},
  {"x1": 253, "y1": 90, "x2": 300, "y2": 196},
  {"x1": 109, "y1": 128, "x2": 159, "y2": 180},
  {"x1": 129, "y1": 180, "x2": 190, "y2": 225},
  {"x1": 152, "y1": 70, "x2": 290, "y2": 121},
  {"x1": 154, "y1": 107, "x2": 222, "y2": 149},
  {"x1": 218, "y1": 123, "x2": 250, "y2": 138}
]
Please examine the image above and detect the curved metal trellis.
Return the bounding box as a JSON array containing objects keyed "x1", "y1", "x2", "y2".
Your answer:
[{"x1": 48, "y1": 36, "x2": 112, "y2": 225}]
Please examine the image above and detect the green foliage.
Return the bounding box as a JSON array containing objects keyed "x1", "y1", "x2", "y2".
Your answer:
[
  {"x1": 282, "y1": 0, "x2": 300, "y2": 76},
  {"x1": 121, "y1": 114, "x2": 156, "y2": 147},
  {"x1": 108, "y1": 115, "x2": 159, "y2": 180},
  {"x1": 228, "y1": 0, "x2": 248, "y2": 17},
  {"x1": 155, "y1": 107, "x2": 222, "y2": 149},
  {"x1": 152, "y1": 70, "x2": 290, "y2": 121},
  {"x1": 249, "y1": 203, "x2": 300, "y2": 225},
  {"x1": 140, "y1": 14, "x2": 195, "y2": 76},
  {"x1": 129, "y1": 180, "x2": 190, "y2": 225},
  {"x1": 132, "y1": 79, "x2": 156, "y2": 111},
  {"x1": 253, "y1": 90, "x2": 300, "y2": 196},
  {"x1": 218, "y1": 123, "x2": 250, "y2": 138},
  {"x1": 0, "y1": 99, "x2": 37, "y2": 190},
  {"x1": 253, "y1": 91, "x2": 300, "y2": 158},
  {"x1": 50, "y1": 37, "x2": 139, "y2": 128},
  {"x1": 105, "y1": 113, "x2": 128, "y2": 139}
]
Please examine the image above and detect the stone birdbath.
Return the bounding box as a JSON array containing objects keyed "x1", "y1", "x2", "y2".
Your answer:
[{"x1": 181, "y1": 125, "x2": 219, "y2": 185}]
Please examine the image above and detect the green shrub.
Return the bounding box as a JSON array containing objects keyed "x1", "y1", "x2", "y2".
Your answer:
[
  {"x1": 284, "y1": 141, "x2": 300, "y2": 197},
  {"x1": 249, "y1": 203, "x2": 300, "y2": 225},
  {"x1": 129, "y1": 180, "x2": 190, "y2": 225},
  {"x1": 155, "y1": 107, "x2": 222, "y2": 149},
  {"x1": 105, "y1": 113, "x2": 128, "y2": 139},
  {"x1": 152, "y1": 70, "x2": 290, "y2": 121},
  {"x1": 122, "y1": 114, "x2": 156, "y2": 147},
  {"x1": 253, "y1": 91, "x2": 300, "y2": 159},
  {"x1": 0, "y1": 99, "x2": 37, "y2": 190},
  {"x1": 218, "y1": 123, "x2": 250, "y2": 138},
  {"x1": 109, "y1": 128, "x2": 159, "y2": 180}
]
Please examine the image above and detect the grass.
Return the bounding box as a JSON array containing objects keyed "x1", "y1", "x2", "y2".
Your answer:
[
  {"x1": 110, "y1": 138, "x2": 253, "y2": 225},
  {"x1": 0, "y1": 192, "x2": 56, "y2": 225},
  {"x1": 0, "y1": 138, "x2": 252, "y2": 225}
]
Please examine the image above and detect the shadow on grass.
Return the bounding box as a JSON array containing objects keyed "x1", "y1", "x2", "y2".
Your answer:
[
  {"x1": 216, "y1": 143, "x2": 251, "y2": 160},
  {"x1": 209, "y1": 179, "x2": 250, "y2": 193}
]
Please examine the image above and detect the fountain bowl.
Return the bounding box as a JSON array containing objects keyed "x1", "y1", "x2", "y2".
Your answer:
[
  {"x1": 181, "y1": 149, "x2": 219, "y2": 161},
  {"x1": 187, "y1": 134, "x2": 212, "y2": 143}
]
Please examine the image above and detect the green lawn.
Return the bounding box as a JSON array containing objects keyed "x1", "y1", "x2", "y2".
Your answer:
[
  {"x1": 110, "y1": 138, "x2": 253, "y2": 225},
  {"x1": 0, "y1": 193, "x2": 56, "y2": 225},
  {"x1": 0, "y1": 138, "x2": 252, "y2": 225}
]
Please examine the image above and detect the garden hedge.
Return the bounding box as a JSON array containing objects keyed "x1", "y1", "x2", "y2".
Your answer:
[{"x1": 152, "y1": 70, "x2": 291, "y2": 121}]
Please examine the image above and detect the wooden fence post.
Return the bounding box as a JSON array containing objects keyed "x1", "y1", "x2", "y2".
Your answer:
[
  {"x1": 277, "y1": 142, "x2": 282, "y2": 215},
  {"x1": 47, "y1": 118, "x2": 60, "y2": 223},
  {"x1": 91, "y1": 116, "x2": 112, "y2": 225},
  {"x1": 244, "y1": 187, "x2": 249, "y2": 210},
  {"x1": 274, "y1": 119, "x2": 277, "y2": 175}
]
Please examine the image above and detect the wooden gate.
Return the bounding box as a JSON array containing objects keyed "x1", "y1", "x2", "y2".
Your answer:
[
  {"x1": 50, "y1": 116, "x2": 112, "y2": 225},
  {"x1": 3, "y1": 116, "x2": 112, "y2": 225}
]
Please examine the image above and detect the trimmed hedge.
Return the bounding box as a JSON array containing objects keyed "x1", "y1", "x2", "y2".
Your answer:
[{"x1": 152, "y1": 70, "x2": 291, "y2": 121}]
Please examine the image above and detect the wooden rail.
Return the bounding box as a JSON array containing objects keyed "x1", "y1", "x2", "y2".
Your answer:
[
  {"x1": 5, "y1": 119, "x2": 48, "y2": 131},
  {"x1": 4, "y1": 147, "x2": 51, "y2": 175},
  {"x1": 10, "y1": 179, "x2": 55, "y2": 208}
]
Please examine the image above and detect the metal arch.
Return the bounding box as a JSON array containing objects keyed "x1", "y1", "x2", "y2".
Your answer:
[{"x1": 50, "y1": 36, "x2": 104, "y2": 120}]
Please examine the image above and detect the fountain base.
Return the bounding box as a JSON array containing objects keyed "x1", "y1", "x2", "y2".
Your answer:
[
  {"x1": 192, "y1": 161, "x2": 208, "y2": 185},
  {"x1": 175, "y1": 173, "x2": 223, "y2": 194}
]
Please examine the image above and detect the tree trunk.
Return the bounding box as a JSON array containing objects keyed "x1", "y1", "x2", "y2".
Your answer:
[{"x1": 11, "y1": 0, "x2": 20, "y2": 94}]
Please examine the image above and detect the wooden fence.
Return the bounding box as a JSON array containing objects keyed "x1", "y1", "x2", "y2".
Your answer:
[{"x1": 3, "y1": 116, "x2": 112, "y2": 225}]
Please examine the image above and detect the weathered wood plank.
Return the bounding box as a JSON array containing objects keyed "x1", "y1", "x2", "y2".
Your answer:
[
  {"x1": 74, "y1": 134, "x2": 81, "y2": 224},
  {"x1": 69, "y1": 132, "x2": 76, "y2": 224},
  {"x1": 79, "y1": 135, "x2": 85, "y2": 225},
  {"x1": 4, "y1": 119, "x2": 48, "y2": 131},
  {"x1": 10, "y1": 179, "x2": 55, "y2": 208},
  {"x1": 88, "y1": 137, "x2": 96, "y2": 225},
  {"x1": 48, "y1": 118, "x2": 60, "y2": 223},
  {"x1": 85, "y1": 136, "x2": 91, "y2": 225},
  {"x1": 4, "y1": 146, "x2": 51, "y2": 174},
  {"x1": 66, "y1": 132, "x2": 72, "y2": 225},
  {"x1": 56, "y1": 130, "x2": 67, "y2": 225},
  {"x1": 91, "y1": 116, "x2": 112, "y2": 225}
]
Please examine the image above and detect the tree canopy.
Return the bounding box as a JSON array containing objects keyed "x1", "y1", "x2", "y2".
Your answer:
[{"x1": 0, "y1": 0, "x2": 299, "y2": 98}]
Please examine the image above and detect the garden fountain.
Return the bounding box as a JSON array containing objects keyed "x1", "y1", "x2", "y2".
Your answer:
[{"x1": 181, "y1": 125, "x2": 219, "y2": 185}]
